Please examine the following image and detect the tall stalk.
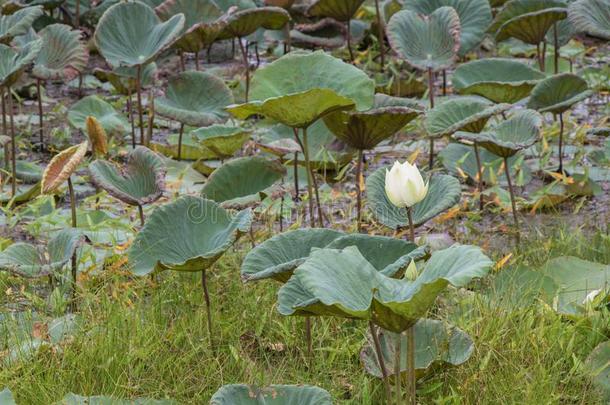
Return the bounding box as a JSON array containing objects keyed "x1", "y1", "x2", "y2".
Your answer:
[
  {"x1": 369, "y1": 322, "x2": 391, "y2": 402},
  {"x1": 301, "y1": 127, "x2": 315, "y2": 228},
  {"x1": 407, "y1": 207, "x2": 415, "y2": 242},
  {"x1": 553, "y1": 23, "x2": 559, "y2": 74},
  {"x1": 474, "y1": 143, "x2": 484, "y2": 210},
  {"x1": 137, "y1": 204, "x2": 145, "y2": 226},
  {"x1": 356, "y1": 149, "x2": 364, "y2": 232},
  {"x1": 7, "y1": 87, "x2": 16, "y2": 196},
  {"x1": 503, "y1": 157, "x2": 520, "y2": 244},
  {"x1": 201, "y1": 269, "x2": 214, "y2": 345},
  {"x1": 237, "y1": 38, "x2": 250, "y2": 102},
  {"x1": 394, "y1": 333, "x2": 401, "y2": 405},
  {"x1": 374, "y1": 0, "x2": 385, "y2": 70},
  {"x1": 558, "y1": 112, "x2": 564, "y2": 173},
  {"x1": 128, "y1": 87, "x2": 136, "y2": 149},
  {"x1": 177, "y1": 123, "x2": 185, "y2": 161},
  {"x1": 406, "y1": 327, "x2": 416, "y2": 405},
  {"x1": 427, "y1": 68, "x2": 435, "y2": 170},
  {"x1": 36, "y1": 79, "x2": 44, "y2": 151},
  {"x1": 346, "y1": 19, "x2": 354, "y2": 62},
  {"x1": 135, "y1": 65, "x2": 145, "y2": 145},
  {"x1": 67, "y1": 176, "x2": 78, "y2": 311}
]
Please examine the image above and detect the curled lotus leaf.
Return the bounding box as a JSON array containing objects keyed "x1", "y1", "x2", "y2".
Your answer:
[
  {"x1": 0, "y1": 229, "x2": 84, "y2": 278},
  {"x1": 85, "y1": 116, "x2": 108, "y2": 157},
  {"x1": 33, "y1": 23, "x2": 88, "y2": 81},
  {"x1": 366, "y1": 167, "x2": 461, "y2": 230},
  {"x1": 156, "y1": 71, "x2": 234, "y2": 127},
  {"x1": 361, "y1": 319, "x2": 474, "y2": 379},
  {"x1": 306, "y1": 0, "x2": 365, "y2": 22},
  {"x1": 89, "y1": 146, "x2": 166, "y2": 206},
  {"x1": 210, "y1": 384, "x2": 332, "y2": 405},
  {"x1": 217, "y1": 6, "x2": 291, "y2": 40},
  {"x1": 68, "y1": 95, "x2": 130, "y2": 135},
  {"x1": 0, "y1": 5, "x2": 43, "y2": 44},
  {"x1": 191, "y1": 125, "x2": 251, "y2": 160},
  {"x1": 278, "y1": 245, "x2": 493, "y2": 332},
  {"x1": 452, "y1": 58, "x2": 546, "y2": 103},
  {"x1": 526, "y1": 73, "x2": 593, "y2": 114},
  {"x1": 93, "y1": 0, "x2": 185, "y2": 68},
  {"x1": 569, "y1": 0, "x2": 610, "y2": 40},
  {"x1": 387, "y1": 7, "x2": 461, "y2": 72},
  {"x1": 0, "y1": 39, "x2": 42, "y2": 87},
  {"x1": 41, "y1": 142, "x2": 88, "y2": 194},
  {"x1": 128, "y1": 196, "x2": 252, "y2": 275},
  {"x1": 93, "y1": 62, "x2": 158, "y2": 94}
]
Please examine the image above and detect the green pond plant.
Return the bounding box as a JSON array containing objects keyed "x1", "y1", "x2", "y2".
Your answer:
[{"x1": 210, "y1": 384, "x2": 332, "y2": 404}]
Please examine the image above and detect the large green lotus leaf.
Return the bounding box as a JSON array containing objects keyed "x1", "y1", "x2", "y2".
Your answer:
[
  {"x1": 306, "y1": 0, "x2": 365, "y2": 21},
  {"x1": 67, "y1": 95, "x2": 130, "y2": 135},
  {"x1": 56, "y1": 393, "x2": 177, "y2": 405},
  {"x1": 0, "y1": 388, "x2": 15, "y2": 405},
  {"x1": 241, "y1": 228, "x2": 345, "y2": 283},
  {"x1": 585, "y1": 341, "x2": 610, "y2": 400},
  {"x1": 200, "y1": 157, "x2": 286, "y2": 206},
  {"x1": 155, "y1": 0, "x2": 224, "y2": 52},
  {"x1": 0, "y1": 5, "x2": 42, "y2": 44},
  {"x1": 0, "y1": 39, "x2": 41, "y2": 87},
  {"x1": 452, "y1": 58, "x2": 546, "y2": 103},
  {"x1": 93, "y1": 0, "x2": 185, "y2": 68},
  {"x1": 366, "y1": 168, "x2": 461, "y2": 230},
  {"x1": 210, "y1": 384, "x2": 332, "y2": 405},
  {"x1": 526, "y1": 73, "x2": 593, "y2": 114},
  {"x1": 0, "y1": 229, "x2": 83, "y2": 278},
  {"x1": 361, "y1": 318, "x2": 474, "y2": 379},
  {"x1": 0, "y1": 182, "x2": 41, "y2": 204},
  {"x1": 217, "y1": 6, "x2": 290, "y2": 40},
  {"x1": 93, "y1": 62, "x2": 158, "y2": 94},
  {"x1": 387, "y1": 7, "x2": 461, "y2": 72},
  {"x1": 89, "y1": 146, "x2": 165, "y2": 206},
  {"x1": 424, "y1": 96, "x2": 511, "y2": 138},
  {"x1": 156, "y1": 71, "x2": 233, "y2": 127},
  {"x1": 152, "y1": 134, "x2": 209, "y2": 160},
  {"x1": 569, "y1": 0, "x2": 610, "y2": 39},
  {"x1": 33, "y1": 23, "x2": 88, "y2": 81},
  {"x1": 128, "y1": 196, "x2": 252, "y2": 275},
  {"x1": 403, "y1": 0, "x2": 492, "y2": 56},
  {"x1": 278, "y1": 245, "x2": 492, "y2": 332},
  {"x1": 191, "y1": 125, "x2": 251, "y2": 160},
  {"x1": 454, "y1": 109, "x2": 542, "y2": 158},
  {"x1": 0, "y1": 159, "x2": 43, "y2": 183},
  {"x1": 490, "y1": 0, "x2": 568, "y2": 44}
]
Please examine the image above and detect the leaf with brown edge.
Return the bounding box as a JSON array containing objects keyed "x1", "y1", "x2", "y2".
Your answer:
[
  {"x1": 41, "y1": 142, "x2": 88, "y2": 194},
  {"x1": 85, "y1": 116, "x2": 108, "y2": 158}
]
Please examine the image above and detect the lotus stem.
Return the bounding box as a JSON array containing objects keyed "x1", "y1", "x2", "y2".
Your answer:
[
  {"x1": 147, "y1": 88, "x2": 154, "y2": 147},
  {"x1": 195, "y1": 51, "x2": 200, "y2": 71},
  {"x1": 503, "y1": 157, "x2": 520, "y2": 245},
  {"x1": 1, "y1": 87, "x2": 6, "y2": 137},
  {"x1": 356, "y1": 149, "x2": 364, "y2": 232},
  {"x1": 346, "y1": 19, "x2": 354, "y2": 62},
  {"x1": 177, "y1": 123, "x2": 184, "y2": 161},
  {"x1": 137, "y1": 204, "x2": 145, "y2": 226},
  {"x1": 7, "y1": 86, "x2": 16, "y2": 197},
  {"x1": 305, "y1": 316, "x2": 312, "y2": 359},
  {"x1": 558, "y1": 112, "x2": 564, "y2": 173},
  {"x1": 237, "y1": 38, "x2": 250, "y2": 102},
  {"x1": 201, "y1": 269, "x2": 214, "y2": 345},
  {"x1": 36, "y1": 79, "x2": 44, "y2": 152},
  {"x1": 293, "y1": 151, "x2": 299, "y2": 201},
  {"x1": 407, "y1": 207, "x2": 415, "y2": 242},
  {"x1": 253, "y1": 42, "x2": 261, "y2": 68},
  {"x1": 301, "y1": 127, "x2": 316, "y2": 228},
  {"x1": 442, "y1": 70, "x2": 447, "y2": 96},
  {"x1": 394, "y1": 332, "x2": 401, "y2": 405},
  {"x1": 283, "y1": 23, "x2": 291, "y2": 53},
  {"x1": 427, "y1": 67, "x2": 435, "y2": 170},
  {"x1": 128, "y1": 87, "x2": 136, "y2": 149},
  {"x1": 311, "y1": 165, "x2": 324, "y2": 228},
  {"x1": 74, "y1": 0, "x2": 80, "y2": 28},
  {"x1": 542, "y1": 40, "x2": 547, "y2": 71},
  {"x1": 553, "y1": 23, "x2": 559, "y2": 74},
  {"x1": 406, "y1": 327, "x2": 416, "y2": 405},
  {"x1": 474, "y1": 142, "x2": 484, "y2": 211},
  {"x1": 68, "y1": 176, "x2": 78, "y2": 312},
  {"x1": 179, "y1": 51, "x2": 185, "y2": 71},
  {"x1": 135, "y1": 65, "x2": 145, "y2": 145},
  {"x1": 369, "y1": 322, "x2": 391, "y2": 402},
  {"x1": 373, "y1": 0, "x2": 385, "y2": 70}
]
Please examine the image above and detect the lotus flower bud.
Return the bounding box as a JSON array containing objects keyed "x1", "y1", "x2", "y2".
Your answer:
[{"x1": 384, "y1": 160, "x2": 429, "y2": 208}]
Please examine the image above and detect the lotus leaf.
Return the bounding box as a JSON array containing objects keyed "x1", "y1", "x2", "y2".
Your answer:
[
  {"x1": 210, "y1": 384, "x2": 332, "y2": 405},
  {"x1": 403, "y1": 0, "x2": 492, "y2": 56},
  {"x1": 68, "y1": 95, "x2": 130, "y2": 135},
  {"x1": 128, "y1": 196, "x2": 252, "y2": 275},
  {"x1": 367, "y1": 167, "x2": 461, "y2": 230},
  {"x1": 93, "y1": 62, "x2": 158, "y2": 94},
  {"x1": 387, "y1": 7, "x2": 461, "y2": 72},
  {"x1": 306, "y1": 0, "x2": 365, "y2": 22},
  {"x1": 0, "y1": 39, "x2": 42, "y2": 87},
  {"x1": 290, "y1": 18, "x2": 346, "y2": 49},
  {"x1": 0, "y1": 388, "x2": 15, "y2": 405},
  {"x1": 278, "y1": 245, "x2": 492, "y2": 332},
  {"x1": 569, "y1": 0, "x2": 610, "y2": 39},
  {"x1": 41, "y1": 142, "x2": 88, "y2": 194},
  {"x1": 526, "y1": 73, "x2": 593, "y2": 114},
  {"x1": 200, "y1": 157, "x2": 286, "y2": 205},
  {"x1": 0, "y1": 229, "x2": 84, "y2": 278},
  {"x1": 156, "y1": 71, "x2": 233, "y2": 127},
  {"x1": 33, "y1": 24, "x2": 88, "y2": 81},
  {"x1": 0, "y1": 182, "x2": 40, "y2": 204},
  {"x1": 93, "y1": 0, "x2": 185, "y2": 68},
  {"x1": 0, "y1": 6, "x2": 42, "y2": 44},
  {"x1": 214, "y1": 0, "x2": 256, "y2": 12},
  {"x1": 452, "y1": 58, "x2": 546, "y2": 103},
  {"x1": 191, "y1": 125, "x2": 251, "y2": 160},
  {"x1": 217, "y1": 6, "x2": 290, "y2": 40},
  {"x1": 0, "y1": 159, "x2": 43, "y2": 183},
  {"x1": 56, "y1": 393, "x2": 177, "y2": 405},
  {"x1": 361, "y1": 318, "x2": 474, "y2": 379},
  {"x1": 585, "y1": 341, "x2": 610, "y2": 400}
]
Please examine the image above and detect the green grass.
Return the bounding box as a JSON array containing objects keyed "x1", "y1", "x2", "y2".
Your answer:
[{"x1": 1, "y1": 225, "x2": 609, "y2": 404}]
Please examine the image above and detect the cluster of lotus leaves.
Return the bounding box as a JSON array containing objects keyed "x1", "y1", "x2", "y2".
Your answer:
[
  {"x1": 41, "y1": 142, "x2": 88, "y2": 194},
  {"x1": 387, "y1": 7, "x2": 461, "y2": 72},
  {"x1": 361, "y1": 318, "x2": 474, "y2": 379},
  {"x1": 454, "y1": 109, "x2": 542, "y2": 158},
  {"x1": 216, "y1": 6, "x2": 290, "y2": 40},
  {"x1": 33, "y1": 24, "x2": 88, "y2": 81},
  {"x1": 0, "y1": 229, "x2": 84, "y2": 278},
  {"x1": 93, "y1": 62, "x2": 158, "y2": 94},
  {"x1": 0, "y1": 5, "x2": 42, "y2": 44},
  {"x1": 278, "y1": 245, "x2": 492, "y2": 332},
  {"x1": 489, "y1": 0, "x2": 568, "y2": 45},
  {"x1": 128, "y1": 196, "x2": 252, "y2": 275},
  {"x1": 89, "y1": 146, "x2": 166, "y2": 207},
  {"x1": 0, "y1": 39, "x2": 41, "y2": 87},
  {"x1": 227, "y1": 50, "x2": 375, "y2": 129},
  {"x1": 68, "y1": 95, "x2": 130, "y2": 135},
  {"x1": 367, "y1": 168, "x2": 461, "y2": 230},
  {"x1": 241, "y1": 229, "x2": 428, "y2": 283},
  {"x1": 94, "y1": 0, "x2": 185, "y2": 68},
  {"x1": 210, "y1": 384, "x2": 332, "y2": 405},
  {"x1": 526, "y1": 73, "x2": 593, "y2": 114},
  {"x1": 306, "y1": 0, "x2": 365, "y2": 22},
  {"x1": 569, "y1": 0, "x2": 610, "y2": 40},
  {"x1": 452, "y1": 58, "x2": 546, "y2": 103}
]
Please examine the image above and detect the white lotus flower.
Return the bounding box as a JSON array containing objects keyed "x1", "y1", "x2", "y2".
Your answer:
[{"x1": 384, "y1": 160, "x2": 429, "y2": 208}]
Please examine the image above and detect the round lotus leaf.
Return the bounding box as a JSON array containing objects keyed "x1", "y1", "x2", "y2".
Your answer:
[
  {"x1": 68, "y1": 95, "x2": 130, "y2": 135},
  {"x1": 93, "y1": 62, "x2": 158, "y2": 94},
  {"x1": 306, "y1": 0, "x2": 365, "y2": 22},
  {"x1": 227, "y1": 50, "x2": 375, "y2": 128},
  {"x1": 200, "y1": 157, "x2": 286, "y2": 206},
  {"x1": 128, "y1": 196, "x2": 252, "y2": 275},
  {"x1": 241, "y1": 228, "x2": 344, "y2": 282},
  {"x1": 0, "y1": 5, "x2": 43, "y2": 44},
  {"x1": 454, "y1": 109, "x2": 542, "y2": 158},
  {"x1": 93, "y1": 0, "x2": 185, "y2": 68},
  {"x1": 387, "y1": 7, "x2": 461, "y2": 72},
  {"x1": 0, "y1": 388, "x2": 15, "y2": 405},
  {"x1": 403, "y1": 0, "x2": 492, "y2": 57},
  {"x1": 278, "y1": 244, "x2": 493, "y2": 332},
  {"x1": 56, "y1": 393, "x2": 177, "y2": 405},
  {"x1": 425, "y1": 96, "x2": 512, "y2": 138},
  {"x1": 210, "y1": 384, "x2": 332, "y2": 405},
  {"x1": 526, "y1": 73, "x2": 593, "y2": 114},
  {"x1": 569, "y1": 0, "x2": 610, "y2": 39},
  {"x1": 452, "y1": 58, "x2": 546, "y2": 103},
  {"x1": 217, "y1": 6, "x2": 290, "y2": 40},
  {"x1": 490, "y1": 0, "x2": 568, "y2": 44},
  {"x1": 0, "y1": 229, "x2": 84, "y2": 278},
  {"x1": 361, "y1": 318, "x2": 474, "y2": 379},
  {"x1": 156, "y1": 71, "x2": 233, "y2": 127},
  {"x1": 585, "y1": 341, "x2": 610, "y2": 399},
  {"x1": 41, "y1": 142, "x2": 88, "y2": 194},
  {"x1": 89, "y1": 146, "x2": 166, "y2": 206},
  {"x1": 366, "y1": 167, "x2": 461, "y2": 230},
  {"x1": 0, "y1": 182, "x2": 40, "y2": 204},
  {"x1": 0, "y1": 39, "x2": 41, "y2": 87},
  {"x1": 33, "y1": 24, "x2": 88, "y2": 81},
  {"x1": 0, "y1": 159, "x2": 43, "y2": 183}
]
